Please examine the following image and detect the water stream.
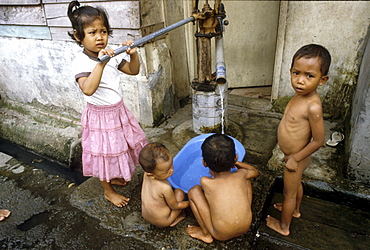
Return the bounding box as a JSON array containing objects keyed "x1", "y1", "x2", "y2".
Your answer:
[{"x1": 218, "y1": 83, "x2": 226, "y2": 134}]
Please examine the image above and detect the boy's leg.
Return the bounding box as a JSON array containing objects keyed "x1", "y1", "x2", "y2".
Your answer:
[
  {"x1": 274, "y1": 182, "x2": 302, "y2": 218},
  {"x1": 186, "y1": 185, "x2": 214, "y2": 243},
  {"x1": 295, "y1": 182, "x2": 304, "y2": 216},
  {"x1": 100, "y1": 180, "x2": 130, "y2": 207},
  {"x1": 169, "y1": 189, "x2": 187, "y2": 227},
  {"x1": 266, "y1": 157, "x2": 310, "y2": 236}
]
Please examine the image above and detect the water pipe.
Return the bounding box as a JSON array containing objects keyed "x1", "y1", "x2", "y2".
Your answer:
[
  {"x1": 215, "y1": 37, "x2": 226, "y2": 84},
  {"x1": 98, "y1": 16, "x2": 196, "y2": 63},
  {"x1": 215, "y1": 3, "x2": 227, "y2": 84}
]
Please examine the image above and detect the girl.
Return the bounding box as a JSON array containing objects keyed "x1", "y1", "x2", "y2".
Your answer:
[{"x1": 67, "y1": 1, "x2": 147, "y2": 207}]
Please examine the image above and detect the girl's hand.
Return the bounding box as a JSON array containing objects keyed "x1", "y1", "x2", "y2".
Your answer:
[
  {"x1": 122, "y1": 40, "x2": 137, "y2": 55},
  {"x1": 98, "y1": 48, "x2": 115, "y2": 59}
]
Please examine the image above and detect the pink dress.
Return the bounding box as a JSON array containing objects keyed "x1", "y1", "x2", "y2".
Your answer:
[{"x1": 81, "y1": 100, "x2": 147, "y2": 182}]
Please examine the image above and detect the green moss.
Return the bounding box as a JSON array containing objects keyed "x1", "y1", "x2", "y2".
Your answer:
[
  {"x1": 199, "y1": 124, "x2": 222, "y2": 134},
  {"x1": 271, "y1": 96, "x2": 292, "y2": 114},
  {"x1": 322, "y1": 68, "x2": 358, "y2": 121},
  {"x1": 0, "y1": 99, "x2": 31, "y2": 116}
]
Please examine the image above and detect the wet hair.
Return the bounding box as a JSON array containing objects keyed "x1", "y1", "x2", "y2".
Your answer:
[
  {"x1": 67, "y1": 0, "x2": 112, "y2": 46},
  {"x1": 139, "y1": 143, "x2": 171, "y2": 173},
  {"x1": 201, "y1": 134, "x2": 236, "y2": 173},
  {"x1": 291, "y1": 44, "x2": 331, "y2": 76}
]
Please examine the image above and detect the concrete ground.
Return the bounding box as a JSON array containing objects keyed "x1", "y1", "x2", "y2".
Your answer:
[{"x1": 1, "y1": 94, "x2": 369, "y2": 249}]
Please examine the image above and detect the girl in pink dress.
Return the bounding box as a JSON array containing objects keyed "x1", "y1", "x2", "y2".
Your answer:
[{"x1": 67, "y1": 1, "x2": 147, "y2": 207}]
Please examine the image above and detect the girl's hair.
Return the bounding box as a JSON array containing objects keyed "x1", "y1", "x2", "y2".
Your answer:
[
  {"x1": 291, "y1": 44, "x2": 331, "y2": 76},
  {"x1": 201, "y1": 134, "x2": 236, "y2": 173},
  {"x1": 67, "y1": 0, "x2": 112, "y2": 46},
  {"x1": 139, "y1": 143, "x2": 170, "y2": 173}
]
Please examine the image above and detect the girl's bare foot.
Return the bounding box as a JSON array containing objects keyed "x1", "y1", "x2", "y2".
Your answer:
[
  {"x1": 170, "y1": 210, "x2": 186, "y2": 227},
  {"x1": 111, "y1": 178, "x2": 127, "y2": 186},
  {"x1": 186, "y1": 225, "x2": 213, "y2": 243},
  {"x1": 273, "y1": 203, "x2": 301, "y2": 218},
  {"x1": 0, "y1": 209, "x2": 11, "y2": 221},
  {"x1": 104, "y1": 191, "x2": 130, "y2": 207},
  {"x1": 266, "y1": 215, "x2": 290, "y2": 236}
]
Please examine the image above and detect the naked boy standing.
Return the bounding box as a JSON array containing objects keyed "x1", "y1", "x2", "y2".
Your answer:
[{"x1": 266, "y1": 44, "x2": 331, "y2": 236}]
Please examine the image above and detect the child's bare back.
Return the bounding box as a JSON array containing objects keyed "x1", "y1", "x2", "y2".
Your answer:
[
  {"x1": 186, "y1": 134, "x2": 259, "y2": 243},
  {"x1": 141, "y1": 174, "x2": 187, "y2": 228},
  {"x1": 201, "y1": 168, "x2": 253, "y2": 235},
  {"x1": 139, "y1": 143, "x2": 189, "y2": 228}
]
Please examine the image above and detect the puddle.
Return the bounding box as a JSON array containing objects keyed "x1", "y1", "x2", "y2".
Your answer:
[{"x1": 17, "y1": 211, "x2": 51, "y2": 231}]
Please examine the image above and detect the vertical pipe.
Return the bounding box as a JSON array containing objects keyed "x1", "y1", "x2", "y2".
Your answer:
[{"x1": 215, "y1": 37, "x2": 226, "y2": 84}]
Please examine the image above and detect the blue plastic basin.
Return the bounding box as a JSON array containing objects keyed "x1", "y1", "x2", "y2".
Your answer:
[{"x1": 167, "y1": 133, "x2": 246, "y2": 193}]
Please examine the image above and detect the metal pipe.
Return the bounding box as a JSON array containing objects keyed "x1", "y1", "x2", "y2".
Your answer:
[
  {"x1": 215, "y1": 37, "x2": 226, "y2": 84},
  {"x1": 98, "y1": 16, "x2": 195, "y2": 62}
]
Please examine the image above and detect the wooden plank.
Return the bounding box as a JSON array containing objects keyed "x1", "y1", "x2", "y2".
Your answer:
[
  {"x1": 50, "y1": 27, "x2": 141, "y2": 44},
  {"x1": 44, "y1": 1, "x2": 140, "y2": 29},
  {"x1": 0, "y1": 6, "x2": 46, "y2": 25},
  {"x1": 0, "y1": 24, "x2": 51, "y2": 39},
  {"x1": 0, "y1": 0, "x2": 40, "y2": 5},
  {"x1": 140, "y1": 0, "x2": 164, "y2": 27}
]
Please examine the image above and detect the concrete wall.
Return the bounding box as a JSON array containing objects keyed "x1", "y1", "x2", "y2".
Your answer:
[
  {"x1": 272, "y1": 1, "x2": 370, "y2": 119},
  {"x1": 348, "y1": 31, "x2": 370, "y2": 185}
]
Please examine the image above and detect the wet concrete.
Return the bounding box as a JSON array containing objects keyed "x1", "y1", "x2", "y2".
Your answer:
[
  {"x1": 257, "y1": 188, "x2": 370, "y2": 249},
  {"x1": 1, "y1": 95, "x2": 370, "y2": 249}
]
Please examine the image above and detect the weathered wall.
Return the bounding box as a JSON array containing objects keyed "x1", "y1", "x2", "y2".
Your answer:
[
  {"x1": 347, "y1": 31, "x2": 370, "y2": 185},
  {"x1": 0, "y1": 0, "x2": 172, "y2": 127},
  {"x1": 0, "y1": 38, "x2": 84, "y2": 116},
  {"x1": 272, "y1": 1, "x2": 370, "y2": 120}
]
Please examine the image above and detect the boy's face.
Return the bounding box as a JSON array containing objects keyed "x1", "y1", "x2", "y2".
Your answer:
[
  {"x1": 75, "y1": 18, "x2": 108, "y2": 57},
  {"x1": 152, "y1": 156, "x2": 174, "y2": 180},
  {"x1": 290, "y1": 56, "x2": 329, "y2": 96}
]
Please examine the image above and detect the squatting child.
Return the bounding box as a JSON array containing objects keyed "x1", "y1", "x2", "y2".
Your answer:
[
  {"x1": 186, "y1": 133, "x2": 259, "y2": 243},
  {"x1": 67, "y1": 1, "x2": 147, "y2": 207},
  {"x1": 139, "y1": 142, "x2": 189, "y2": 228},
  {"x1": 266, "y1": 44, "x2": 331, "y2": 236}
]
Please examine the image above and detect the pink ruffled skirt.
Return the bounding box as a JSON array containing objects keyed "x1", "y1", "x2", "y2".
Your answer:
[{"x1": 81, "y1": 99, "x2": 148, "y2": 182}]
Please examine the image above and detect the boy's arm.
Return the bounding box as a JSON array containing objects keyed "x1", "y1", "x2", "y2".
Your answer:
[
  {"x1": 162, "y1": 187, "x2": 189, "y2": 210},
  {"x1": 286, "y1": 103, "x2": 325, "y2": 171},
  {"x1": 234, "y1": 161, "x2": 259, "y2": 179}
]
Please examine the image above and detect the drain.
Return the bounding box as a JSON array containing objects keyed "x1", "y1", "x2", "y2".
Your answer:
[{"x1": 0, "y1": 139, "x2": 88, "y2": 184}]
